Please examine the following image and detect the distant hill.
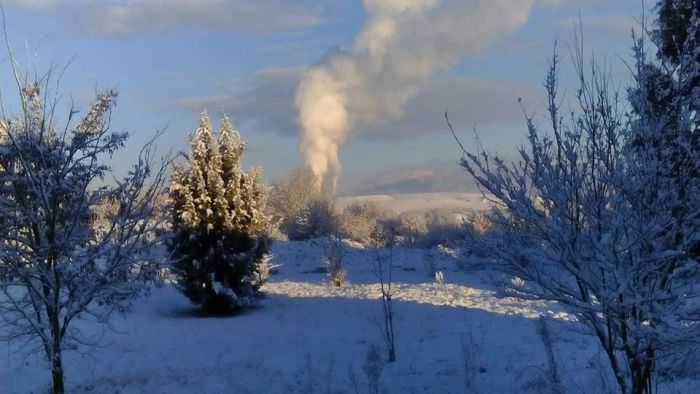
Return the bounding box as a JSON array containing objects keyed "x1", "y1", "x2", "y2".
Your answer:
[
  {"x1": 336, "y1": 192, "x2": 492, "y2": 214},
  {"x1": 342, "y1": 161, "x2": 479, "y2": 196}
]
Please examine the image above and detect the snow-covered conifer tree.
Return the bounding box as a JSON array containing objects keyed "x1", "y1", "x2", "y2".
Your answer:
[
  {"x1": 169, "y1": 112, "x2": 270, "y2": 315},
  {"x1": 631, "y1": 0, "x2": 699, "y2": 265}
]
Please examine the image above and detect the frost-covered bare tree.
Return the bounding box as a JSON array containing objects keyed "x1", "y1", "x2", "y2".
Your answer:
[
  {"x1": 452, "y1": 18, "x2": 699, "y2": 394},
  {"x1": 267, "y1": 165, "x2": 340, "y2": 240},
  {"x1": 0, "y1": 54, "x2": 168, "y2": 392},
  {"x1": 268, "y1": 165, "x2": 319, "y2": 226},
  {"x1": 372, "y1": 227, "x2": 396, "y2": 363}
]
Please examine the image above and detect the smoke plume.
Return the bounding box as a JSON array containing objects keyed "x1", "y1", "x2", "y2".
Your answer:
[{"x1": 296, "y1": 0, "x2": 536, "y2": 193}]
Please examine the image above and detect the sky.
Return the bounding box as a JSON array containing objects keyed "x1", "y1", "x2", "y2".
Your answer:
[{"x1": 0, "y1": 0, "x2": 650, "y2": 195}]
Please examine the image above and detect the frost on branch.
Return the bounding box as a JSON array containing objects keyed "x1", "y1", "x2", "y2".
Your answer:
[
  {"x1": 454, "y1": 24, "x2": 699, "y2": 394},
  {"x1": 0, "y1": 73, "x2": 168, "y2": 394}
]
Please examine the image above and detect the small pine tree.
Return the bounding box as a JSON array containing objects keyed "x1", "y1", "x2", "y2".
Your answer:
[{"x1": 169, "y1": 111, "x2": 270, "y2": 315}]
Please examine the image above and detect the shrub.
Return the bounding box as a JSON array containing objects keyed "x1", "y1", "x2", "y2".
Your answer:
[
  {"x1": 421, "y1": 209, "x2": 463, "y2": 247},
  {"x1": 285, "y1": 196, "x2": 341, "y2": 241},
  {"x1": 169, "y1": 112, "x2": 270, "y2": 315},
  {"x1": 267, "y1": 165, "x2": 318, "y2": 232},
  {"x1": 340, "y1": 202, "x2": 393, "y2": 244},
  {"x1": 394, "y1": 212, "x2": 428, "y2": 245},
  {"x1": 268, "y1": 166, "x2": 344, "y2": 241},
  {"x1": 464, "y1": 211, "x2": 493, "y2": 234},
  {"x1": 324, "y1": 236, "x2": 345, "y2": 287},
  {"x1": 392, "y1": 209, "x2": 463, "y2": 247}
]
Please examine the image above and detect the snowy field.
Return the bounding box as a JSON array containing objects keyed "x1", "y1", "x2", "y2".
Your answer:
[
  {"x1": 2, "y1": 240, "x2": 696, "y2": 393},
  {"x1": 337, "y1": 192, "x2": 493, "y2": 213}
]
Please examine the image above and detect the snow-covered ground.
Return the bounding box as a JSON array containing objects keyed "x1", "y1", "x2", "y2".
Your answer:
[{"x1": 1, "y1": 240, "x2": 697, "y2": 393}]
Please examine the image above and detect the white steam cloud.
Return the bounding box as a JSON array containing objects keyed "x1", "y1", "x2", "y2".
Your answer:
[{"x1": 296, "y1": 0, "x2": 536, "y2": 193}]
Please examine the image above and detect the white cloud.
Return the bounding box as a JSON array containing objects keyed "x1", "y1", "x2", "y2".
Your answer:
[
  {"x1": 176, "y1": 66, "x2": 534, "y2": 140},
  {"x1": 362, "y1": 76, "x2": 535, "y2": 140},
  {"x1": 177, "y1": 66, "x2": 302, "y2": 134},
  {"x1": 6, "y1": 0, "x2": 323, "y2": 35}
]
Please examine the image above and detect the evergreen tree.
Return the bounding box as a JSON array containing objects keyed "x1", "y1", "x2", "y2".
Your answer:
[
  {"x1": 631, "y1": 1, "x2": 699, "y2": 260},
  {"x1": 169, "y1": 111, "x2": 270, "y2": 315},
  {"x1": 654, "y1": 0, "x2": 700, "y2": 67}
]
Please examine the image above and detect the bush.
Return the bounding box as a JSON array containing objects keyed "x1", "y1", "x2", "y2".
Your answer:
[
  {"x1": 267, "y1": 165, "x2": 318, "y2": 231},
  {"x1": 267, "y1": 166, "x2": 343, "y2": 240},
  {"x1": 392, "y1": 209, "x2": 463, "y2": 247},
  {"x1": 464, "y1": 211, "x2": 494, "y2": 234},
  {"x1": 324, "y1": 236, "x2": 346, "y2": 287},
  {"x1": 285, "y1": 196, "x2": 341, "y2": 241},
  {"x1": 394, "y1": 212, "x2": 428, "y2": 245},
  {"x1": 169, "y1": 112, "x2": 270, "y2": 315},
  {"x1": 340, "y1": 202, "x2": 393, "y2": 244},
  {"x1": 421, "y1": 209, "x2": 464, "y2": 247}
]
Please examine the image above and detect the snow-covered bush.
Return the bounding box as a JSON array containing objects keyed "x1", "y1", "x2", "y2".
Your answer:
[
  {"x1": 0, "y1": 72, "x2": 167, "y2": 392},
  {"x1": 463, "y1": 211, "x2": 494, "y2": 234},
  {"x1": 323, "y1": 236, "x2": 345, "y2": 287},
  {"x1": 421, "y1": 209, "x2": 464, "y2": 247},
  {"x1": 267, "y1": 165, "x2": 344, "y2": 240},
  {"x1": 459, "y1": 211, "x2": 502, "y2": 263},
  {"x1": 251, "y1": 253, "x2": 275, "y2": 289},
  {"x1": 267, "y1": 165, "x2": 319, "y2": 238},
  {"x1": 453, "y1": 14, "x2": 699, "y2": 392},
  {"x1": 373, "y1": 232, "x2": 397, "y2": 363},
  {"x1": 392, "y1": 209, "x2": 462, "y2": 247},
  {"x1": 394, "y1": 212, "x2": 428, "y2": 245},
  {"x1": 340, "y1": 202, "x2": 394, "y2": 244},
  {"x1": 169, "y1": 112, "x2": 270, "y2": 315},
  {"x1": 285, "y1": 196, "x2": 341, "y2": 241}
]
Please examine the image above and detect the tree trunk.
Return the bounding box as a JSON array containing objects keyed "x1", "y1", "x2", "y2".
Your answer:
[
  {"x1": 603, "y1": 347, "x2": 628, "y2": 394},
  {"x1": 630, "y1": 357, "x2": 653, "y2": 394},
  {"x1": 48, "y1": 302, "x2": 65, "y2": 394},
  {"x1": 51, "y1": 351, "x2": 64, "y2": 394}
]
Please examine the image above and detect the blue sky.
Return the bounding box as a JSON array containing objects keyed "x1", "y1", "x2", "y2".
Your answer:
[{"x1": 0, "y1": 0, "x2": 649, "y2": 195}]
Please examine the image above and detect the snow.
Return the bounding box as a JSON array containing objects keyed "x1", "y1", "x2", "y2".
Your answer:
[
  {"x1": 337, "y1": 192, "x2": 493, "y2": 213},
  {"x1": 1, "y1": 240, "x2": 697, "y2": 393}
]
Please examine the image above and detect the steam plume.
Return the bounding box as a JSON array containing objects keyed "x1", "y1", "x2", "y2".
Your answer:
[{"x1": 296, "y1": 0, "x2": 535, "y2": 194}]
